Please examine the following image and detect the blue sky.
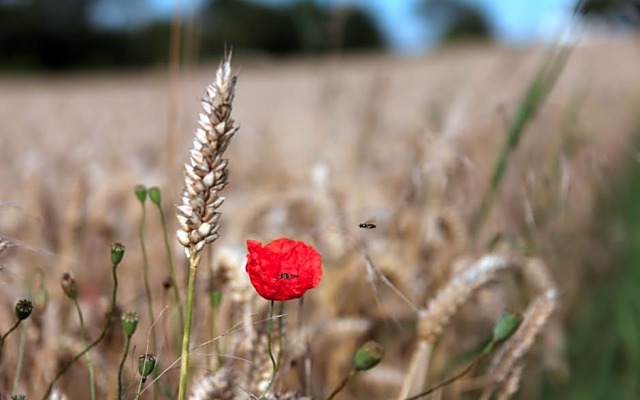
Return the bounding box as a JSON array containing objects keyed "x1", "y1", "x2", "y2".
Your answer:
[{"x1": 136, "y1": 0, "x2": 579, "y2": 52}]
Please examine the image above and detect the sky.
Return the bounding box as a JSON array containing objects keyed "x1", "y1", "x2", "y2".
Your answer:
[{"x1": 127, "y1": 0, "x2": 580, "y2": 52}]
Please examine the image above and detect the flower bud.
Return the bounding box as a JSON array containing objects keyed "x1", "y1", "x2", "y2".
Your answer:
[
  {"x1": 134, "y1": 185, "x2": 147, "y2": 203},
  {"x1": 353, "y1": 340, "x2": 383, "y2": 371},
  {"x1": 15, "y1": 299, "x2": 33, "y2": 321},
  {"x1": 61, "y1": 272, "x2": 78, "y2": 300},
  {"x1": 148, "y1": 186, "x2": 161, "y2": 206},
  {"x1": 121, "y1": 312, "x2": 139, "y2": 337},
  {"x1": 11, "y1": 394, "x2": 26, "y2": 400},
  {"x1": 138, "y1": 353, "x2": 156, "y2": 377},
  {"x1": 111, "y1": 242, "x2": 125, "y2": 266},
  {"x1": 34, "y1": 285, "x2": 49, "y2": 313},
  {"x1": 492, "y1": 312, "x2": 522, "y2": 343}
]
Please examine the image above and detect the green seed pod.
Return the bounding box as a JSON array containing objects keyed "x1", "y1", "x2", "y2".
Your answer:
[
  {"x1": 121, "y1": 312, "x2": 139, "y2": 337},
  {"x1": 15, "y1": 299, "x2": 33, "y2": 321},
  {"x1": 138, "y1": 353, "x2": 156, "y2": 377},
  {"x1": 111, "y1": 243, "x2": 125, "y2": 266},
  {"x1": 60, "y1": 272, "x2": 78, "y2": 300},
  {"x1": 134, "y1": 185, "x2": 147, "y2": 203},
  {"x1": 11, "y1": 394, "x2": 26, "y2": 400},
  {"x1": 353, "y1": 340, "x2": 384, "y2": 371},
  {"x1": 34, "y1": 284, "x2": 49, "y2": 313},
  {"x1": 210, "y1": 290, "x2": 223, "y2": 308},
  {"x1": 493, "y1": 312, "x2": 522, "y2": 343},
  {"x1": 148, "y1": 187, "x2": 161, "y2": 206}
]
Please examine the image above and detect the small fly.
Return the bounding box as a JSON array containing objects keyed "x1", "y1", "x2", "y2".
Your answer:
[{"x1": 358, "y1": 221, "x2": 377, "y2": 229}]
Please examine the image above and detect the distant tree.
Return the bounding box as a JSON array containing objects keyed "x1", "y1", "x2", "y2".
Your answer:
[
  {"x1": 199, "y1": 0, "x2": 384, "y2": 56},
  {"x1": 419, "y1": 0, "x2": 491, "y2": 44}
]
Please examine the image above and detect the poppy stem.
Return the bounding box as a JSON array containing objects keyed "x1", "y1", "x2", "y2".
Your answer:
[{"x1": 259, "y1": 300, "x2": 277, "y2": 399}]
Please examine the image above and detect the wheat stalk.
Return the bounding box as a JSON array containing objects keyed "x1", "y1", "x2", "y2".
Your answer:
[{"x1": 177, "y1": 51, "x2": 239, "y2": 400}]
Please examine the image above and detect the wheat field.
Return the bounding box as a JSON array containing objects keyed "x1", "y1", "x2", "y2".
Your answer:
[{"x1": 0, "y1": 37, "x2": 640, "y2": 399}]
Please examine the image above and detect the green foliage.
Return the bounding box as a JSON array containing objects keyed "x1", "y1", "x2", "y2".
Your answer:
[
  {"x1": 541, "y1": 122, "x2": 640, "y2": 399},
  {"x1": 0, "y1": 0, "x2": 384, "y2": 71},
  {"x1": 419, "y1": 0, "x2": 491, "y2": 44}
]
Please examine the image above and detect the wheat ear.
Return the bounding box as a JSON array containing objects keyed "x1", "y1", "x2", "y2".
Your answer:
[
  {"x1": 177, "y1": 52, "x2": 238, "y2": 400},
  {"x1": 481, "y1": 288, "x2": 558, "y2": 400},
  {"x1": 397, "y1": 254, "x2": 512, "y2": 399}
]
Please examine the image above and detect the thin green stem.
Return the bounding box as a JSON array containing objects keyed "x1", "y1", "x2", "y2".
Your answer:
[
  {"x1": 73, "y1": 298, "x2": 96, "y2": 400},
  {"x1": 327, "y1": 369, "x2": 357, "y2": 400},
  {"x1": 210, "y1": 293, "x2": 223, "y2": 369},
  {"x1": 135, "y1": 377, "x2": 147, "y2": 400},
  {"x1": 157, "y1": 205, "x2": 184, "y2": 328},
  {"x1": 470, "y1": 46, "x2": 571, "y2": 240},
  {"x1": 405, "y1": 341, "x2": 496, "y2": 400},
  {"x1": 277, "y1": 301, "x2": 285, "y2": 368},
  {"x1": 118, "y1": 334, "x2": 132, "y2": 399},
  {"x1": 11, "y1": 322, "x2": 27, "y2": 392},
  {"x1": 259, "y1": 300, "x2": 277, "y2": 399},
  {"x1": 139, "y1": 203, "x2": 157, "y2": 351},
  {"x1": 177, "y1": 252, "x2": 199, "y2": 400},
  {"x1": 42, "y1": 263, "x2": 119, "y2": 400},
  {"x1": 0, "y1": 319, "x2": 21, "y2": 349}
]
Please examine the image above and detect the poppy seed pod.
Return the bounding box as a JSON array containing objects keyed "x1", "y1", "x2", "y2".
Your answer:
[
  {"x1": 15, "y1": 299, "x2": 33, "y2": 321},
  {"x1": 354, "y1": 340, "x2": 384, "y2": 371},
  {"x1": 61, "y1": 272, "x2": 78, "y2": 300},
  {"x1": 493, "y1": 312, "x2": 522, "y2": 344},
  {"x1": 134, "y1": 185, "x2": 147, "y2": 203},
  {"x1": 111, "y1": 243, "x2": 125, "y2": 266},
  {"x1": 148, "y1": 187, "x2": 162, "y2": 206},
  {"x1": 121, "y1": 312, "x2": 139, "y2": 337},
  {"x1": 138, "y1": 353, "x2": 156, "y2": 377}
]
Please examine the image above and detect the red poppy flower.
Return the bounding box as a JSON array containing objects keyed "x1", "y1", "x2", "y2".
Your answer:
[{"x1": 245, "y1": 238, "x2": 322, "y2": 301}]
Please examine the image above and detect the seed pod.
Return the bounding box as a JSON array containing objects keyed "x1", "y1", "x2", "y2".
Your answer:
[
  {"x1": 15, "y1": 299, "x2": 33, "y2": 321},
  {"x1": 493, "y1": 312, "x2": 522, "y2": 344},
  {"x1": 134, "y1": 185, "x2": 148, "y2": 203},
  {"x1": 11, "y1": 394, "x2": 26, "y2": 400},
  {"x1": 121, "y1": 312, "x2": 139, "y2": 337},
  {"x1": 148, "y1": 187, "x2": 162, "y2": 206},
  {"x1": 61, "y1": 272, "x2": 78, "y2": 300},
  {"x1": 138, "y1": 353, "x2": 156, "y2": 377},
  {"x1": 111, "y1": 243, "x2": 125, "y2": 266},
  {"x1": 354, "y1": 340, "x2": 384, "y2": 371}
]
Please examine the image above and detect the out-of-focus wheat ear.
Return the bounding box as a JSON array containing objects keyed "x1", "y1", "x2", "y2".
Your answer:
[
  {"x1": 189, "y1": 367, "x2": 240, "y2": 400},
  {"x1": 481, "y1": 288, "x2": 558, "y2": 400},
  {"x1": 522, "y1": 257, "x2": 556, "y2": 294},
  {"x1": 264, "y1": 392, "x2": 312, "y2": 400},
  {"x1": 48, "y1": 388, "x2": 69, "y2": 400},
  {"x1": 210, "y1": 245, "x2": 252, "y2": 303},
  {"x1": 495, "y1": 361, "x2": 525, "y2": 400},
  {"x1": 176, "y1": 50, "x2": 238, "y2": 263},
  {"x1": 397, "y1": 254, "x2": 513, "y2": 400},
  {"x1": 56, "y1": 173, "x2": 87, "y2": 273}
]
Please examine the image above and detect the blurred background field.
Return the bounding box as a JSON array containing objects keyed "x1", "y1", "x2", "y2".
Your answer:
[{"x1": 1, "y1": 0, "x2": 640, "y2": 399}]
